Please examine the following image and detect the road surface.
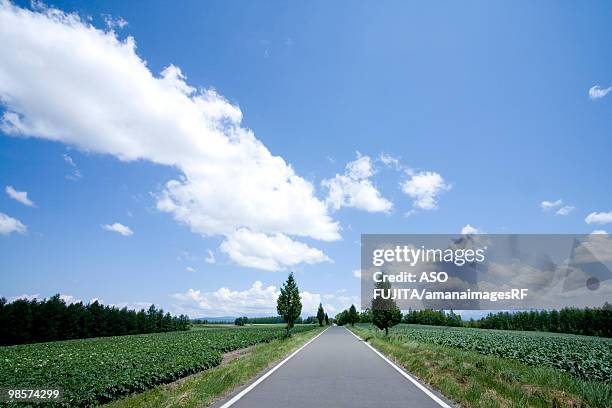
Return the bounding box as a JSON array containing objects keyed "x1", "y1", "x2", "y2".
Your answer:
[{"x1": 215, "y1": 326, "x2": 453, "y2": 408}]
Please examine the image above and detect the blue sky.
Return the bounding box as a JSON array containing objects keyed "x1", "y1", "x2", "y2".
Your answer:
[{"x1": 1, "y1": 0, "x2": 611, "y2": 317}]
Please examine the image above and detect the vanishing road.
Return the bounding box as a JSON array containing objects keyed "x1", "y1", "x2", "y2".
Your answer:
[{"x1": 215, "y1": 326, "x2": 453, "y2": 408}]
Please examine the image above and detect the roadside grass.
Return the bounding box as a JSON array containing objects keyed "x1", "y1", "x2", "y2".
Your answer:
[
  {"x1": 349, "y1": 325, "x2": 611, "y2": 408},
  {"x1": 104, "y1": 326, "x2": 325, "y2": 408}
]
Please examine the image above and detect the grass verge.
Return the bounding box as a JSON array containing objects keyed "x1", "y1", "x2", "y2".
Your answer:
[
  {"x1": 104, "y1": 327, "x2": 325, "y2": 408},
  {"x1": 349, "y1": 325, "x2": 611, "y2": 408}
]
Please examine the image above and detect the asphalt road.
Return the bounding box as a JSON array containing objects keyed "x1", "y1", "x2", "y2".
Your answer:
[{"x1": 215, "y1": 326, "x2": 453, "y2": 408}]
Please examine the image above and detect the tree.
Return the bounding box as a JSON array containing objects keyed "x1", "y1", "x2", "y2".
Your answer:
[
  {"x1": 335, "y1": 310, "x2": 349, "y2": 326},
  {"x1": 324, "y1": 313, "x2": 329, "y2": 325},
  {"x1": 371, "y1": 278, "x2": 402, "y2": 335},
  {"x1": 348, "y1": 304, "x2": 358, "y2": 326},
  {"x1": 276, "y1": 272, "x2": 302, "y2": 336},
  {"x1": 317, "y1": 303, "x2": 325, "y2": 326},
  {"x1": 162, "y1": 312, "x2": 173, "y2": 331},
  {"x1": 359, "y1": 309, "x2": 373, "y2": 323}
]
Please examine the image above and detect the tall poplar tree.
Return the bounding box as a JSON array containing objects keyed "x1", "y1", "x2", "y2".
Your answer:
[
  {"x1": 276, "y1": 272, "x2": 302, "y2": 336},
  {"x1": 317, "y1": 303, "x2": 325, "y2": 326},
  {"x1": 348, "y1": 304, "x2": 359, "y2": 326}
]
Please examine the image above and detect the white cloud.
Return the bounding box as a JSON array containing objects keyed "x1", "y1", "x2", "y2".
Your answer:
[
  {"x1": 346, "y1": 153, "x2": 374, "y2": 179},
  {"x1": 59, "y1": 294, "x2": 81, "y2": 304},
  {"x1": 589, "y1": 85, "x2": 612, "y2": 100},
  {"x1": 585, "y1": 211, "x2": 612, "y2": 225},
  {"x1": 0, "y1": 2, "x2": 339, "y2": 271},
  {"x1": 555, "y1": 205, "x2": 575, "y2": 216},
  {"x1": 299, "y1": 291, "x2": 323, "y2": 315},
  {"x1": 379, "y1": 153, "x2": 400, "y2": 169},
  {"x1": 185, "y1": 266, "x2": 196, "y2": 273},
  {"x1": 7, "y1": 293, "x2": 80, "y2": 304},
  {"x1": 110, "y1": 300, "x2": 153, "y2": 311},
  {"x1": 322, "y1": 153, "x2": 393, "y2": 213},
  {"x1": 5, "y1": 185, "x2": 35, "y2": 207},
  {"x1": 172, "y1": 281, "x2": 357, "y2": 317},
  {"x1": 540, "y1": 199, "x2": 563, "y2": 211},
  {"x1": 591, "y1": 230, "x2": 608, "y2": 235},
  {"x1": 353, "y1": 269, "x2": 361, "y2": 279},
  {"x1": 205, "y1": 249, "x2": 216, "y2": 264},
  {"x1": 401, "y1": 171, "x2": 450, "y2": 211},
  {"x1": 172, "y1": 281, "x2": 280, "y2": 317},
  {"x1": 220, "y1": 228, "x2": 330, "y2": 271},
  {"x1": 0, "y1": 212, "x2": 26, "y2": 235},
  {"x1": 102, "y1": 14, "x2": 127, "y2": 30},
  {"x1": 5, "y1": 293, "x2": 153, "y2": 310},
  {"x1": 62, "y1": 154, "x2": 82, "y2": 180},
  {"x1": 461, "y1": 224, "x2": 484, "y2": 234},
  {"x1": 540, "y1": 199, "x2": 575, "y2": 216},
  {"x1": 8, "y1": 293, "x2": 39, "y2": 302},
  {"x1": 102, "y1": 222, "x2": 133, "y2": 236}
]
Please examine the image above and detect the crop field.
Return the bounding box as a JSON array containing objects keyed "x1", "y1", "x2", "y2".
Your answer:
[
  {"x1": 0, "y1": 325, "x2": 316, "y2": 407},
  {"x1": 371, "y1": 324, "x2": 612, "y2": 383}
]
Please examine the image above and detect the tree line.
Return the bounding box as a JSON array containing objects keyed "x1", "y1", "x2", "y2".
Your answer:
[
  {"x1": 404, "y1": 305, "x2": 612, "y2": 337},
  {"x1": 335, "y1": 304, "x2": 359, "y2": 326},
  {"x1": 234, "y1": 315, "x2": 310, "y2": 326},
  {"x1": 336, "y1": 303, "x2": 612, "y2": 338},
  {"x1": 0, "y1": 294, "x2": 190, "y2": 346},
  {"x1": 335, "y1": 278, "x2": 611, "y2": 337},
  {"x1": 235, "y1": 312, "x2": 330, "y2": 327},
  {"x1": 470, "y1": 304, "x2": 611, "y2": 337},
  {"x1": 403, "y1": 309, "x2": 464, "y2": 327},
  {"x1": 336, "y1": 279, "x2": 402, "y2": 335}
]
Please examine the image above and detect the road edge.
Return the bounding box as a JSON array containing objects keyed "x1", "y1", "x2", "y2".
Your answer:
[
  {"x1": 216, "y1": 327, "x2": 329, "y2": 408},
  {"x1": 345, "y1": 327, "x2": 454, "y2": 408}
]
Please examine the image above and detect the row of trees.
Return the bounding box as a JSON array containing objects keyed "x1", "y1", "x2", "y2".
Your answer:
[
  {"x1": 403, "y1": 309, "x2": 463, "y2": 327},
  {"x1": 232, "y1": 316, "x2": 310, "y2": 325},
  {"x1": 236, "y1": 314, "x2": 332, "y2": 328},
  {"x1": 404, "y1": 305, "x2": 612, "y2": 337},
  {"x1": 0, "y1": 295, "x2": 190, "y2": 345},
  {"x1": 335, "y1": 304, "x2": 359, "y2": 326},
  {"x1": 470, "y1": 304, "x2": 612, "y2": 337},
  {"x1": 234, "y1": 313, "x2": 332, "y2": 326},
  {"x1": 336, "y1": 280, "x2": 402, "y2": 335},
  {"x1": 336, "y1": 303, "x2": 612, "y2": 337},
  {"x1": 335, "y1": 277, "x2": 612, "y2": 338},
  {"x1": 192, "y1": 319, "x2": 232, "y2": 324},
  {"x1": 240, "y1": 316, "x2": 287, "y2": 324},
  {"x1": 302, "y1": 306, "x2": 330, "y2": 326}
]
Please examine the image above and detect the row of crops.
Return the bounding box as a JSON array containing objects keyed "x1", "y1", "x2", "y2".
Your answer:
[
  {"x1": 373, "y1": 324, "x2": 612, "y2": 383},
  {"x1": 0, "y1": 325, "x2": 317, "y2": 407}
]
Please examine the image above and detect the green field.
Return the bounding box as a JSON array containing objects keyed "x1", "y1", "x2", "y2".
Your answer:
[
  {"x1": 369, "y1": 324, "x2": 612, "y2": 383},
  {"x1": 190, "y1": 323, "x2": 309, "y2": 330},
  {"x1": 351, "y1": 324, "x2": 612, "y2": 407},
  {"x1": 0, "y1": 325, "x2": 317, "y2": 407},
  {"x1": 104, "y1": 327, "x2": 325, "y2": 408}
]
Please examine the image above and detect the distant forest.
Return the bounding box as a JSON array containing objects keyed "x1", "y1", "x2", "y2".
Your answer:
[
  {"x1": 350, "y1": 303, "x2": 612, "y2": 337},
  {"x1": 402, "y1": 303, "x2": 612, "y2": 337},
  {"x1": 0, "y1": 295, "x2": 190, "y2": 346},
  {"x1": 193, "y1": 316, "x2": 313, "y2": 325}
]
